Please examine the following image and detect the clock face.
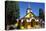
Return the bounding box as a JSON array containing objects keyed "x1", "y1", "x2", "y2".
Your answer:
[
  {"x1": 27, "y1": 10, "x2": 32, "y2": 13},
  {"x1": 27, "y1": 10, "x2": 30, "y2": 13}
]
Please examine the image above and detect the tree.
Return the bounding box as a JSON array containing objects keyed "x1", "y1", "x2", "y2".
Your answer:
[
  {"x1": 39, "y1": 8, "x2": 44, "y2": 20},
  {"x1": 5, "y1": 1, "x2": 20, "y2": 30}
]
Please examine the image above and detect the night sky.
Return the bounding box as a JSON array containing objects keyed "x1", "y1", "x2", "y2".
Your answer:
[{"x1": 19, "y1": 2, "x2": 45, "y2": 18}]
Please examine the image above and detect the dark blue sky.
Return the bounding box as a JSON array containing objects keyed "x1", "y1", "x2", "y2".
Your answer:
[{"x1": 19, "y1": 2, "x2": 45, "y2": 18}]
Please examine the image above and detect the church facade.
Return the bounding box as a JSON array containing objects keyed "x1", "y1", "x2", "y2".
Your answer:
[{"x1": 18, "y1": 8, "x2": 40, "y2": 29}]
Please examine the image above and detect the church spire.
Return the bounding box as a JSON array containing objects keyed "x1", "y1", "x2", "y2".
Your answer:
[
  {"x1": 26, "y1": 2, "x2": 32, "y2": 14},
  {"x1": 28, "y1": 2, "x2": 31, "y2": 8}
]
